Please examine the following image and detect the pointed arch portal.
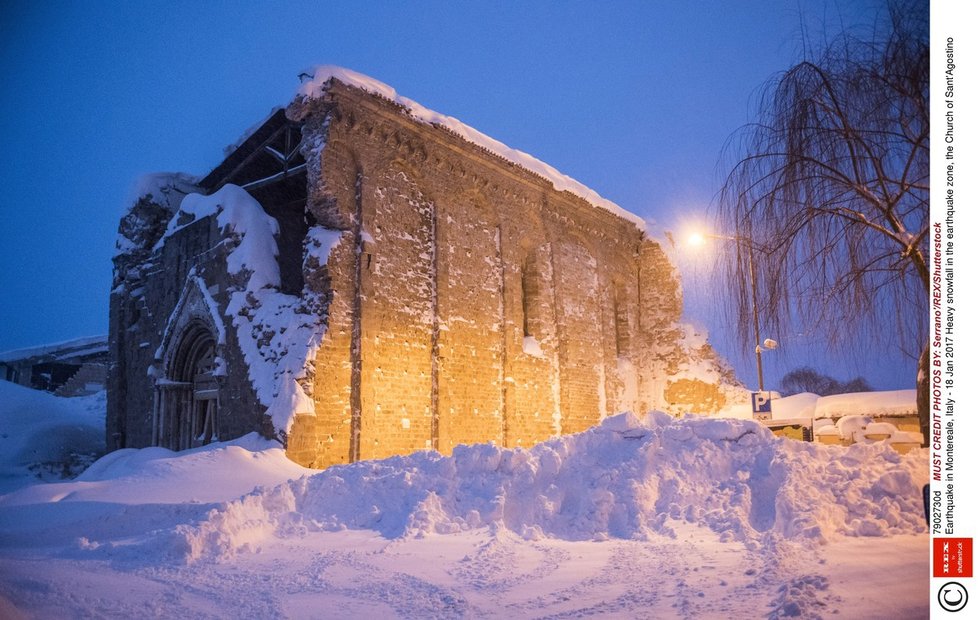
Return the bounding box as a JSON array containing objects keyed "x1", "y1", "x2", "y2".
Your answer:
[{"x1": 154, "y1": 322, "x2": 220, "y2": 451}]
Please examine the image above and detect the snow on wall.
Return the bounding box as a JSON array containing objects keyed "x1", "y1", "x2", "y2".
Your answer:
[
  {"x1": 117, "y1": 173, "x2": 200, "y2": 257},
  {"x1": 228, "y1": 288, "x2": 322, "y2": 436},
  {"x1": 296, "y1": 65, "x2": 647, "y2": 231},
  {"x1": 159, "y1": 411, "x2": 925, "y2": 563},
  {"x1": 305, "y1": 226, "x2": 344, "y2": 264},
  {"x1": 640, "y1": 218, "x2": 679, "y2": 265},
  {"x1": 155, "y1": 271, "x2": 228, "y2": 363},
  {"x1": 157, "y1": 184, "x2": 281, "y2": 293},
  {"x1": 230, "y1": 232, "x2": 344, "y2": 437},
  {"x1": 667, "y1": 323, "x2": 722, "y2": 385},
  {"x1": 126, "y1": 172, "x2": 201, "y2": 211},
  {"x1": 156, "y1": 185, "x2": 345, "y2": 437}
]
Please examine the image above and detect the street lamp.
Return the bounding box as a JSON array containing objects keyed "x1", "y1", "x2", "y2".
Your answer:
[{"x1": 687, "y1": 231, "x2": 775, "y2": 392}]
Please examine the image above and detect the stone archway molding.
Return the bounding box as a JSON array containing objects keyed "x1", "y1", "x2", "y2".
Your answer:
[{"x1": 152, "y1": 270, "x2": 226, "y2": 449}]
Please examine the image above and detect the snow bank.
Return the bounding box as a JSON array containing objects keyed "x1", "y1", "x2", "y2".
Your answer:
[
  {"x1": 0, "y1": 380, "x2": 105, "y2": 494},
  {"x1": 1, "y1": 433, "x2": 310, "y2": 507},
  {"x1": 296, "y1": 65, "x2": 646, "y2": 231},
  {"x1": 170, "y1": 412, "x2": 925, "y2": 562},
  {"x1": 0, "y1": 433, "x2": 314, "y2": 563}
]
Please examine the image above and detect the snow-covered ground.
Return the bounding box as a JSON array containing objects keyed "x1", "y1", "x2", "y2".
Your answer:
[
  {"x1": 0, "y1": 382, "x2": 928, "y2": 618},
  {"x1": 0, "y1": 380, "x2": 105, "y2": 494}
]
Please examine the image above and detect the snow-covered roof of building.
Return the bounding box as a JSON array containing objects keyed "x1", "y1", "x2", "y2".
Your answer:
[
  {"x1": 295, "y1": 65, "x2": 647, "y2": 231},
  {"x1": 0, "y1": 335, "x2": 108, "y2": 364},
  {"x1": 813, "y1": 389, "x2": 917, "y2": 418}
]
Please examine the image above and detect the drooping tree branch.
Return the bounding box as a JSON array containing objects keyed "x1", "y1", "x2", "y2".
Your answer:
[{"x1": 712, "y1": 0, "x2": 929, "y2": 433}]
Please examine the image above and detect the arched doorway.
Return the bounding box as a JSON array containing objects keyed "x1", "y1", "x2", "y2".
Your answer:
[{"x1": 155, "y1": 323, "x2": 220, "y2": 450}]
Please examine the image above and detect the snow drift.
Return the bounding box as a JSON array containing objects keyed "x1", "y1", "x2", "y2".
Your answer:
[
  {"x1": 167, "y1": 412, "x2": 926, "y2": 563},
  {"x1": 0, "y1": 393, "x2": 928, "y2": 620},
  {"x1": 0, "y1": 380, "x2": 105, "y2": 493}
]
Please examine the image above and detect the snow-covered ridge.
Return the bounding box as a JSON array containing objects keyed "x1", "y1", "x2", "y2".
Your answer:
[
  {"x1": 296, "y1": 65, "x2": 647, "y2": 231},
  {"x1": 138, "y1": 411, "x2": 927, "y2": 563}
]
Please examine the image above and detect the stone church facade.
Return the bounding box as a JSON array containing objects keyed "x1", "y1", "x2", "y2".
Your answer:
[{"x1": 108, "y1": 68, "x2": 740, "y2": 468}]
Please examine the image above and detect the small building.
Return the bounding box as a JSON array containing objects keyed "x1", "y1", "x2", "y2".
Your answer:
[
  {"x1": 108, "y1": 67, "x2": 742, "y2": 468},
  {"x1": 0, "y1": 336, "x2": 108, "y2": 396}
]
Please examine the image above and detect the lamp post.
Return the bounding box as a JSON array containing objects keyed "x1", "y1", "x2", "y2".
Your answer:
[{"x1": 688, "y1": 232, "x2": 772, "y2": 392}]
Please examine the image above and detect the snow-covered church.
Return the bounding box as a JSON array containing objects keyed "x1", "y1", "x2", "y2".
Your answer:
[{"x1": 108, "y1": 67, "x2": 741, "y2": 468}]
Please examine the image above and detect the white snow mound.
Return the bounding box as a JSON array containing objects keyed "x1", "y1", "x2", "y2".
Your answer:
[
  {"x1": 0, "y1": 380, "x2": 105, "y2": 494},
  {"x1": 173, "y1": 412, "x2": 926, "y2": 562}
]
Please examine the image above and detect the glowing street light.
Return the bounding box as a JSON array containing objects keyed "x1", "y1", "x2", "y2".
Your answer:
[{"x1": 687, "y1": 230, "x2": 775, "y2": 392}]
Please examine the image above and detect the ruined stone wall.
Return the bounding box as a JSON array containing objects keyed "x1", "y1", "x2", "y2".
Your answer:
[
  {"x1": 109, "y1": 212, "x2": 214, "y2": 448},
  {"x1": 108, "y1": 205, "x2": 263, "y2": 451},
  {"x1": 287, "y1": 83, "x2": 669, "y2": 467},
  {"x1": 636, "y1": 240, "x2": 742, "y2": 415}
]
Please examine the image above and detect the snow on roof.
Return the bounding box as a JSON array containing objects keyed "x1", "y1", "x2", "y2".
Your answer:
[
  {"x1": 0, "y1": 335, "x2": 108, "y2": 364},
  {"x1": 771, "y1": 392, "x2": 819, "y2": 420},
  {"x1": 296, "y1": 65, "x2": 647, "y2": 232},
  {"x1": 813, "y1": 389, "x2": 917, "y2": 419}
]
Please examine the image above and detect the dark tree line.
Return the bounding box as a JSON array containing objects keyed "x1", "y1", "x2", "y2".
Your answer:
[{"x1": 780, "y1": 367, "x2": 872, "y2": 397}]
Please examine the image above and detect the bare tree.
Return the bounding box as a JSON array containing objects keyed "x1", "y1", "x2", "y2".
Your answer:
[{"x1": 714, "y1": 1, "x2": 929, "y2": 437}]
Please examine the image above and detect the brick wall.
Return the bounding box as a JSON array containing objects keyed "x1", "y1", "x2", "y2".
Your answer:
[{"x1": 285, "y1": 82, "x2": 690, "y2": 466}]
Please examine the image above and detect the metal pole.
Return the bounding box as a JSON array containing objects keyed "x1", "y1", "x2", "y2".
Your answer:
[
  {"x1": 701, "y1": 232, "x2": 766, "y2": 392},
  {"x1": 745, "y1": 241, "x2": 764, "y2": 391}
]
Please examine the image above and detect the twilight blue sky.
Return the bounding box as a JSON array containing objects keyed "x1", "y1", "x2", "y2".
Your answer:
[{"x1": 0, "y1": 0, "x2": 915, "y2": 390}]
